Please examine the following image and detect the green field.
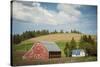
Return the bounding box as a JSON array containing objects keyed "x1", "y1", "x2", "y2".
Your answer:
[{"x1": 12, "y1": 40, "x2": 33, "y2": 52}]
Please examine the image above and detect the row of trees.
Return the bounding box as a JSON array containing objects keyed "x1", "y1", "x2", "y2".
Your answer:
[
  {"x1": 71, "y1": 30, "x2": 82, "y2": 34},
  {"x1": 79, "y1": 35, "x2": 97, "y2": 56},
  {"x1": 64, "y1": 35, "x2": 97, "y2": 57},
  {"x1": 12, "y1": 30, "x2": 49, "y2": 44},
  {"x1": 12, "y1": 29, "x2": 82, "y2": 44}
]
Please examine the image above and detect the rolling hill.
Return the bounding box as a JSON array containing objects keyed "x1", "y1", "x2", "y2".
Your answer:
[
  {"x1": 14, "y1": 33, "x2": 96, "y2": 52},
  {"x1": 29, "y1": 33, "x2": 82, "y2": 42},
  {"x1": 29, "y1": 33, "x2": 96, "y2": 42},
  {"x1": 14, "y1": 33, "x2": 97, "y2": 48}
]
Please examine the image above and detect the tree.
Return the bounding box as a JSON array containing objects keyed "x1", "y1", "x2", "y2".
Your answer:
[
  {"x1": 12, "y1": 34, "x2": 21, "y2": 44},
  {"x1": 70, "y1": 37, "x2": 77, "y2": 50},
  {"x1": 70, "y1": 29, "x2": 82, "y2": 34},
  {"x1": 80, "y1": 35, "x2": 88, "y2": 42},
  {"x1": 51, "y1": 30, "x2": 58, "y2": 34},
  {"x1": 65, "y1": 31, "x2": 68, "y2": 33},
  {"x1": 31, "y1": 30, "x2": 36, "y2": 37},
  {"x1": 79, "y1": 35, "x2": 97, "y2": 56},
  {"x1": 88, "y1": 35, "x2": 95, "y2": 44},
  {"x1": 60, "y1": 30, "x2": 64, "y2": 33},
  {"x1": 64, "y1": 38, "x2": 77, "y2": 57},
  {"x1": 84, "y1": 42, "x2": 97, "y2": 56},
  {"x1": 64, "y1": 42, "x2": 70, "y2": 57}
]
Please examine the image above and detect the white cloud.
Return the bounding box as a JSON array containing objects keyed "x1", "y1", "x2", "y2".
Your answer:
[
  {"x1": 57, "y1": 4, "x2": 81, "y2": 22},
  {"x1": 13, "y1": 2, "x2": 33, "y2": 21},
  {"x1": 32, "y1": 2, "x2": 40, "y2": 7},
  {"x1": 13, "y1": 2, "x2": 82, "y2": 25}
]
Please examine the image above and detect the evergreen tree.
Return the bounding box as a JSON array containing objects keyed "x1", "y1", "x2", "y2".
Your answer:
[
  {"x1": 70, "y1": 37, "x2": 76, "y2": 50},
  {"x1": 60, "y1": 30, "x2": 64, "y2": 33},
  {"x1": 12, "y1": 34, "x2": 21, "y2": 44},
  {"x1": 79, "y1": 35, "x2": 97, "y2": 56},
  {"x1": 64, "y1": 42, "x2": 70, "y2": 57}
]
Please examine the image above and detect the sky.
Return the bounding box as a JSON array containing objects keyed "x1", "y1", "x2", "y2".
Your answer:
[{"x1": 12, "y1": 1, "x2": 97, "y2": 35}]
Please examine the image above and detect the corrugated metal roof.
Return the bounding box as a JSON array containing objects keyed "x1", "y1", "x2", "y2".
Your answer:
[{"x1": 40, "y1": 41, "x2": 61, "y2": 52}]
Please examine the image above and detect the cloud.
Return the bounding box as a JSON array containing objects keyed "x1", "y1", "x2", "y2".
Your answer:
[
  {"x1": 13, "y1": 2, "x2": 82, "y2": 25},
  {"x1": 57, "y1": 4, "x2": 81, "y2": 22},
  {"x1": 32, "y1": 2, "x2": 40, "y2": 7},
  {"x1": 13, "y1": 2, "x2": 33, "y2": 21}
]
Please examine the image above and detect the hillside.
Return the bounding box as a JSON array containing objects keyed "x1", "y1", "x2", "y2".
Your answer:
[
  {"x1": 14, "y1": 33, "x2": 96, "y2": 53},
  {"x1": 29, "y1": 33, "x2": 82, "y2": 42},
  {"x1": 29, "y1": 33, "x2": 96, "y2": 43}
]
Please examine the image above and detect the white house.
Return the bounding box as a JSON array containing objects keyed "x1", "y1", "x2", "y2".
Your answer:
[{"x1": 72, "y1": 49, "x2": 85, "y2": 57}]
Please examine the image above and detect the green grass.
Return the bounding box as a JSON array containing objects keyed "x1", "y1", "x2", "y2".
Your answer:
[
  {"x1": 12, "y1": 40, "x2": 33, "y2": 52},
  {"x1": 56, "y1": 41, "x2": 66, "y2": 57},
  {"x1": 70, "y1": 56, "x2": 97, "y2": 62}
]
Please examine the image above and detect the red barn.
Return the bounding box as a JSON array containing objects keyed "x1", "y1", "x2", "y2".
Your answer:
[{"x1": 23, "y1": 41, "x2": 61, "y2": 60}]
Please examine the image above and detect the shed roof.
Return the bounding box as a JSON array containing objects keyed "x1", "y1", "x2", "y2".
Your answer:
[{"x1": 40, "y1": 41, "x2": 61, "y2": 52}]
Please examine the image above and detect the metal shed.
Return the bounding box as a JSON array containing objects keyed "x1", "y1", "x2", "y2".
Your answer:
[{"x1": 41, "y1": 41, "x2": 61, "y2": 58}]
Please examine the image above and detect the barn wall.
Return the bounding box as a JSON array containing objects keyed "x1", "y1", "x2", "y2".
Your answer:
[{"x1": 23, "y1": 43, "x2": 49, "y2": 60}]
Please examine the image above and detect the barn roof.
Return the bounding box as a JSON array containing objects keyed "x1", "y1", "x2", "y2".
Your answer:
[
  {"x1": 72, "y1": 49, "x2": 85, "y2": 55},
  {"x1": 40, "y1": 41, "x2": 61, "y2": 52}
]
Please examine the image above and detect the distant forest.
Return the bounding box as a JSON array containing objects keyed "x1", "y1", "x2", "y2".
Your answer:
[{"x1": 11, "y1": 29, "x2": 82, "y2": 44}]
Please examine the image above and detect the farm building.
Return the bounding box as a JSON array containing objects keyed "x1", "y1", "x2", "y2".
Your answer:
[
  {"x1": 72, "y1": 49, "x2": 85, "y2": 57},
  {"x1": 23, "y1": 41, "x2": 61, "y2": 60}
]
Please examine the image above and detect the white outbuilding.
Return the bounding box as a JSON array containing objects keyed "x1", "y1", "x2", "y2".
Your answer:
[{"x1": 72, "y1": 49, "x2": 85, "y2": 57}]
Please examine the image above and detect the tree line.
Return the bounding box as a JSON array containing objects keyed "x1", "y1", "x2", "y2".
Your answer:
[
  {"x1": 64, "y1": 35, "x2": 97, "y2": 57},
  {"x1": 12, "y1": 29, "x2": 82, "y2": 44}
]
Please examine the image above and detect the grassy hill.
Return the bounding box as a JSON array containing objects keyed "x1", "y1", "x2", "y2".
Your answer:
[
  {"x1": 13, "y1": 33, "x2": 82, "y2": 50},
  {"x1": 29, "y1": 33, "x2": 84, "y2": 42},
  {"x1": 13, "y1": 33, "x2": 96, "y2": 56}
]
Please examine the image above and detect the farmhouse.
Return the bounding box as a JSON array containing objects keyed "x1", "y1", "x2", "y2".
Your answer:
[
  {"x1": 23, "y1": 41, "x2": 61, "y2": 60},
  {"x1": 72, "y1": 49, "x2": 85, "y2": 57}
]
